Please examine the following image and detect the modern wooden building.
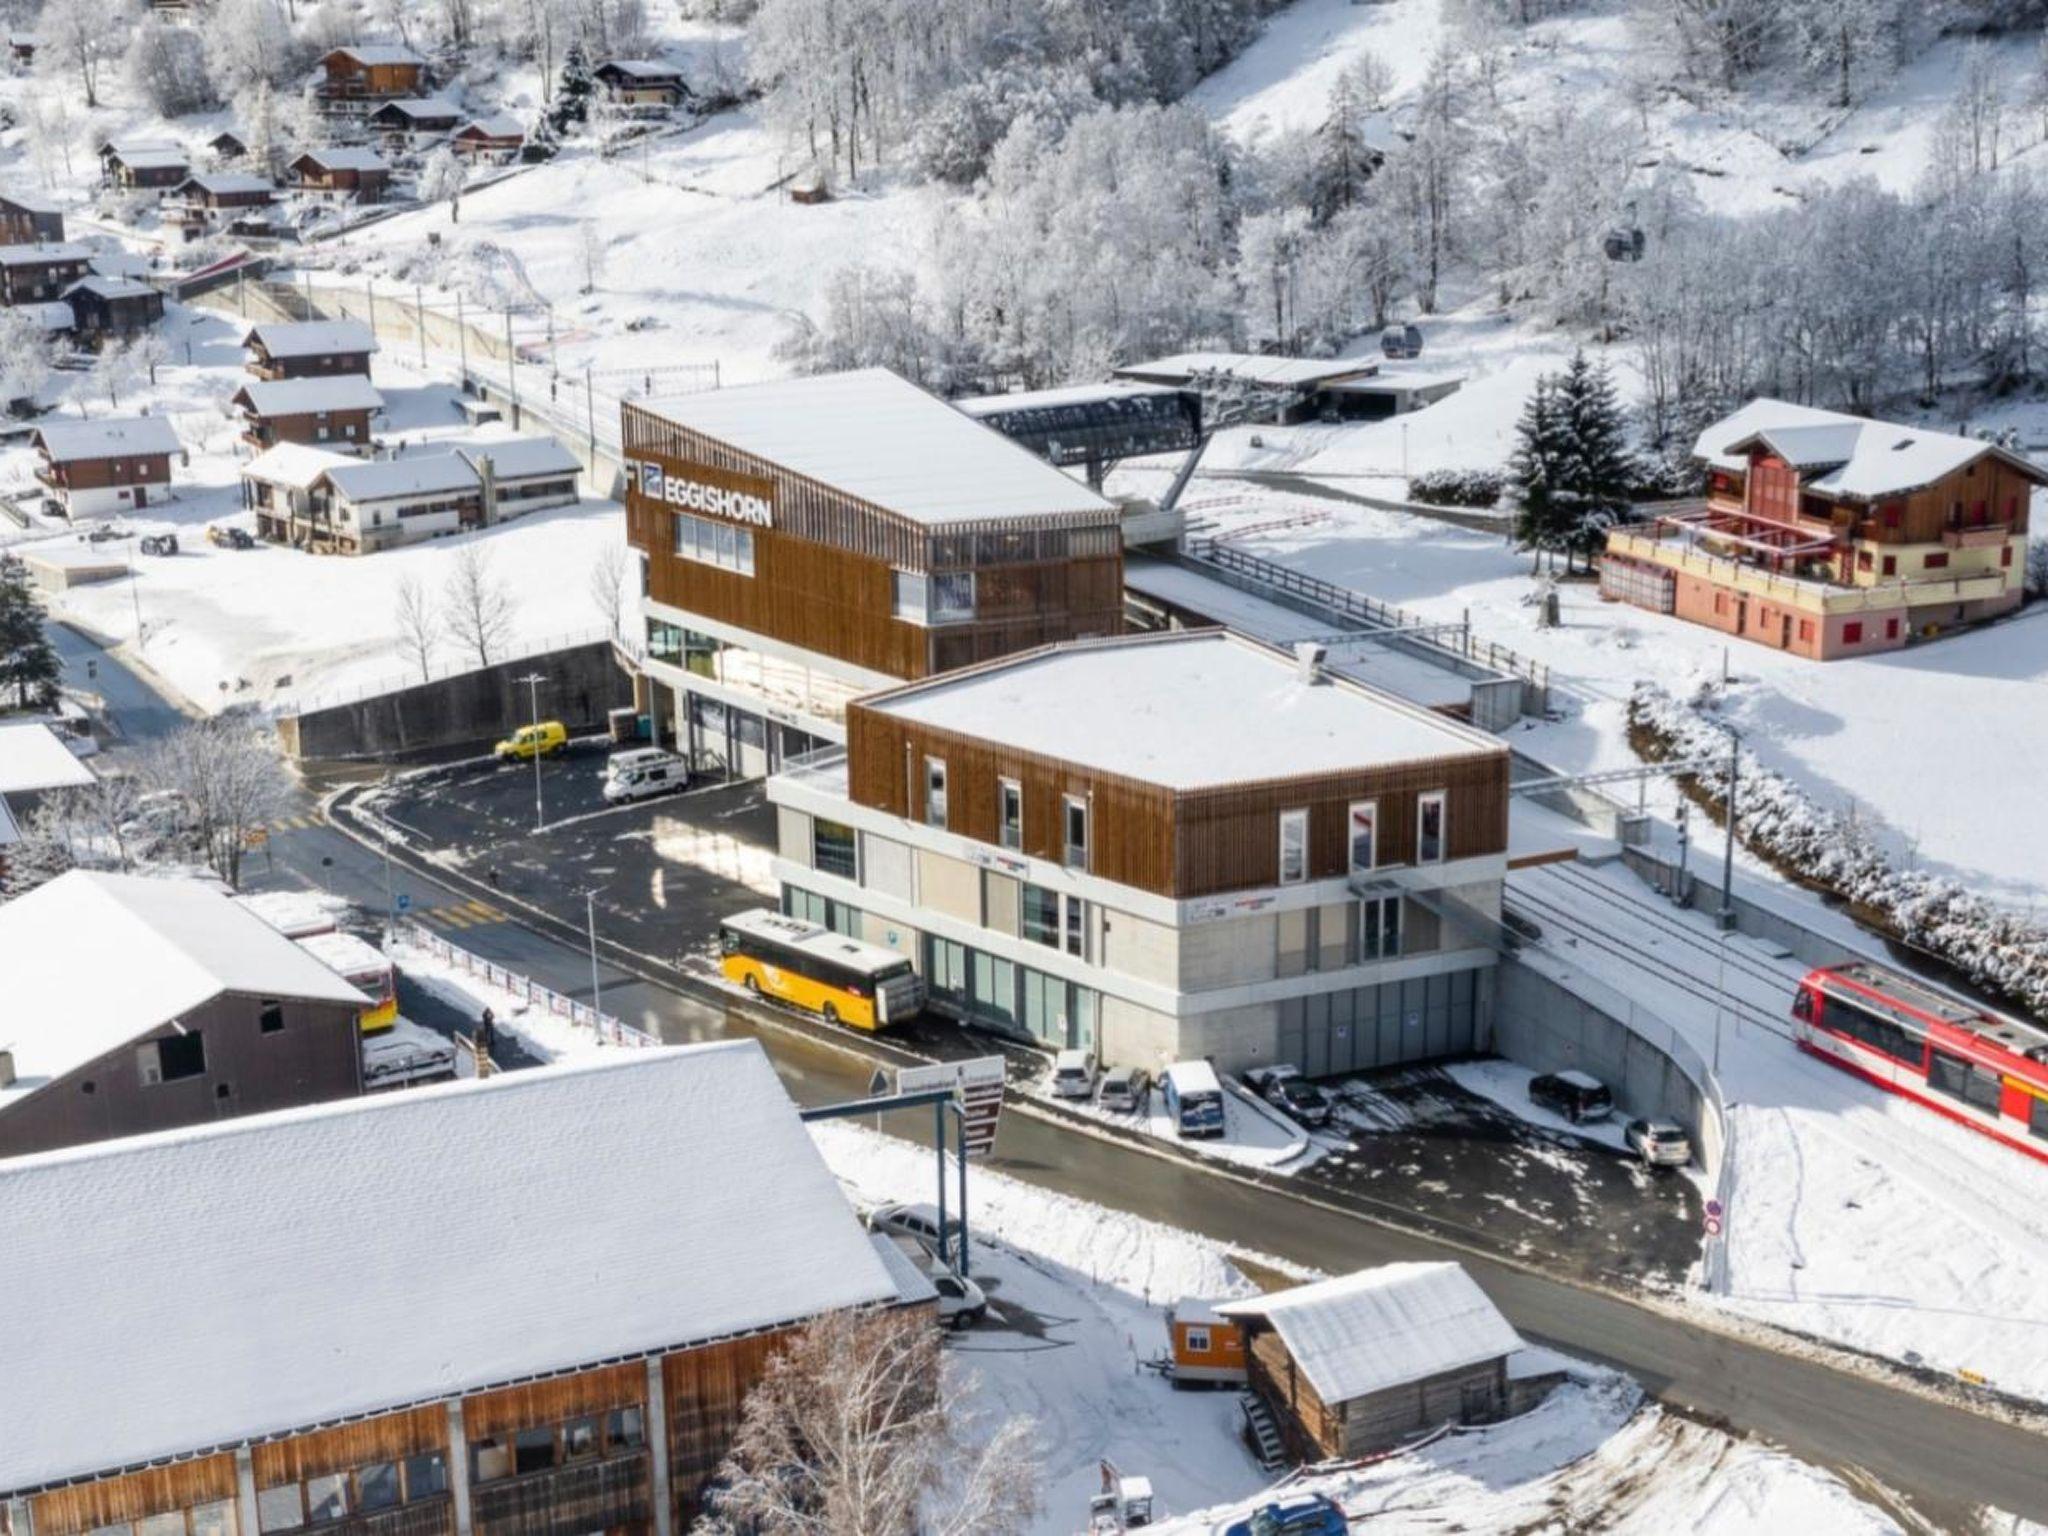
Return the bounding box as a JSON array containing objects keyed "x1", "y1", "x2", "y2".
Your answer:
[
  {"x1": 0, "y1": 191, "x2": 64, "y2": 245},
  {"x1": 593, "y1": 59, "x2": 688, "y2": 109},
  {"x1": 768, "y1": 628, "x2": 1510, "y2": 1070},
  {"x1": 452, "y1": 114, "x2": 526, "y2": 161},
  {"x1": 0, "y1": 1044, "x2": 929, "y2": 1536},
  {"x1": 1216, "y1": 1264, "x2": 1526, "y2": 1461},
  {"x1": 0, "y1": 871, "x2": 369, "y2": 1159},
  {"x1": 314, "y1": 44, "x2": 428, "y2": 108},
  {"x1": 233, "y1": 375, "x2": 384, "y2": 453},
  {"x1": 623, "y1": 365, "x2": 1124, "y2": 777},
  {"x1": 1602, "y1": 400, "x2": 2048, "y2": 657},
  {"x1": 290, "y1": 146, "x2": 393, "y2": 203},
  {"x1": 0, "y1": 243, "x2": 91, "y2": 307},
  {"x1": 62, "y1": 275, "x2": 164, "y2": 345},
  {"x1": 31, "y1": 415, "x2": 180, "y2": 517},
  {"x1": 244, "y1": 318, "x2": 377, "y2": 380}
]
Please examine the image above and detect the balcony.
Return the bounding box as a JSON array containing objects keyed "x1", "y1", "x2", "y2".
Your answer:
[
  {"x1": 336, "y1": 1497, "x2": 454, "y2": 1536},
  {"x1": 1942, "y1": 523, "x2": 2010, "y2": 550},
  {"x1": 471, "y1": 1451, "x2": 651, "y2": 1536}
]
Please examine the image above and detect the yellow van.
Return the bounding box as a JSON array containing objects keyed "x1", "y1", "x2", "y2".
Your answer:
[{"x1": 495, "y1": 721, "x2": 568, "y2": 761}]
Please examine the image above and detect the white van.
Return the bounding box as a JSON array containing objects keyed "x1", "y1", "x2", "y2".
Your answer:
[
  {"x1": 602, "y1": 750, "x2": 687, "y2": 804},
  {"x1": 1161, "y1": 1060, "x2": 1227, "y2": 1139}
]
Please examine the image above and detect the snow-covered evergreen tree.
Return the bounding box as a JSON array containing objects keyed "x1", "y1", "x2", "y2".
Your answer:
[
  {"x1": 1552, "y1": 349, "x2": 1639, "y2": 568},
  {"x1": 547, "y1": 41, "x2": 592, "y2": 137},
  {"x1": 1507, "y1": 373, "x2": 1569, "y2": 571},
  {"x1": 0, "y1": 560, "x2": 60, "y2": 712}
]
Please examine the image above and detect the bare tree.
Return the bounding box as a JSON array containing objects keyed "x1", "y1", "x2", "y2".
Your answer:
[
  {"x1": 91, "y1": 342, "x2": 138, "y2": 411},
  {"x1": 699, "y1": 1307, "x2": 1039, "y2": 1536},
  {"x1": 39, "y1": 0, "x2": 130, "y2": 109},
  {"x1": 143, "y1": 715, "x2": 294, "y2": 888},
  {"x1": 587, "y1": 539, "x2": 629, "y2": 639},
  {"x1": 578, "y1": 219, "x2": 608, "y2": 294},
  {"x1": 442, "y1": 544, "x2": 514, "y2": 669},
  {"x1": 130, "y1": 330, "x2": 171, "y2": 387},
  {"x1": 394, "y1": 573, "x2": 438, "y2": 681}
]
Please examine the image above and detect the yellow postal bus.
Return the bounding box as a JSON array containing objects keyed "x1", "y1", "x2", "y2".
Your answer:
[{"x1": 718, "y1": 909, "x2": 925, "y2": 1031}]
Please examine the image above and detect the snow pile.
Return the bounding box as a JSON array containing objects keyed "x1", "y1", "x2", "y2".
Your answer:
[{"x1": 1631, "y1": 680, "x2": 2048, "y2": 1023}]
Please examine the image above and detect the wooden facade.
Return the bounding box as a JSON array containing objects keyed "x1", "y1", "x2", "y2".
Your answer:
[
  {"x1": 0, "y1": 252, "x2": 89, "y2": 307},
  {"x1": 1244, "y1": 1322, "x2": 1508, "y2": 1462},
  {"x1": 236, "y1": 399, "x2": 375, "y2": 453},
  {"x1": 65, "y1": 284, "x2": 165, "y2": 344},
  {"x1": 317, "y1": 51, "x2": 427, "y2": 103},
  {"x1": 843, "y1": 700, "x2": 1509, "y2": 900},
  {"x1": 290, "y1": 155, "x2": 392, "y2": 204},
  {"x1": 247, "y1": 341, "x2": 375, "y2": 382},
  {"x1": 1712, "y1": 450, "x2": 2038, "y2": 546},
  {"x1": 0, "y1": 196, "x2": 63, "y2": 245},
  {"x1": 621, "y1": 402, "x2": 1123, "y2": 684}
]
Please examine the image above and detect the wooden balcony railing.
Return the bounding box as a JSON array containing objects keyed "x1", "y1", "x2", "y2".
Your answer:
[{"x1": 470, "y1": 1451, "x2": 651, "y2": 1536}]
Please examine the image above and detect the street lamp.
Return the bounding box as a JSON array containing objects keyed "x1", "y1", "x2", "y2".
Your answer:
[
  {"x1": 515, "y1": 670, "x2": 546, "y2": 832},
  {"x1": 1717, "y1": 723, "x2": 1741, "y2": 932},
  {"x1": 378, "y1": 770, "x2": 396, "y2": 938},
  {"x1": 583, "y1": 886, "x2": 604, "y2": 1024}
]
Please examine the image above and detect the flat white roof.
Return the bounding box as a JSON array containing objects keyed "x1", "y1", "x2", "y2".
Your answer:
[
  {"x1": 1217, "y1": 1262, "x2": 1524, "y2": 1402},
  {"x1": 0, "y1": 721, "x2": 94, "y2": 795},
  {"x1": 246, "y1": 319, "x2": 377, "y2": 359},
  {"x1": 600, "y1": 58, "x2": 685, "y2": 78},
  {"x1": 1115, "y1": 351, "x2": 1379, "y2": 390},
  {"x1": 242, "y1": 441, "x2": 354, "y2": 489},
  {"x1": 635, "y1": 367, "x2": 1115, "y2": 528},
  {"x1": 0, "y1": 1044, "x2": 897, "y2": 1494},
  {"x1": 862, "y1": 631, "x2": 1501, "y2": 791},
  {"x1": 235, "y1": 376, "x2": 385, "y2": 415},
  {"x1": 0, "y1": 872, "x2": 367, "y2": 1116},
  {"x1": 33, "y1": 414, "x2": 180, "y2": 463}
]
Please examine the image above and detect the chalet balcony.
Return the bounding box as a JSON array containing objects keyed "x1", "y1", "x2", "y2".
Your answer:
[
  {"x1": 1942, "y1": 523, "x2": 2010, "y2": 550},
  {"x1": 336, "y1": 1496, "x2": 454, "y2": 1536},
  {"x1": 471, "y1": 1450, "x2": 651, "y2": 1536}
]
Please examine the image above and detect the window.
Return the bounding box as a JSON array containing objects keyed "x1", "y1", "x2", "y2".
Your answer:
[
  {"x1": 257, "y1": 1487, "x2": 303, "y2": 1535},
  {"x1": 1886, "y1": 618, "x2": 1899, "y2": 640},
  {"x1": 140, "y1": 1516, "x2": 185, "y2": 1536},
  {"x1": 1825, "y1": 997, "x2": 1919, "y2": 1064},
  {"x1": 471, "y1": 1438, "x2": 512, "y2": 1484},
  {"x1": 1063, "y1": 796, "x2": 1088, "y2": 870},
  {"x1": 2003, "y1": 544, "x2": 2015, "y2": 568},
  {"x1": 1417, "y1": 791, "x2": 1446, "y2": 864},
  {"x1": 512, "y1": 1427, "x2": 556, "y2": 1475},
  {"x1": 608, "y1": 1406, "x2": 646, "y2": 1451},
  {"x1": 2030, "y1": 1095, "x2": 2048, "y2": 1143},
  {"x1": 1856, "y1": 549, "x2": 1872, "y2": 572},
  {"x1": 925, "y1": 757, "x2": 948, "y2": 829},
  {"x1": 813, "y1": 818, "x2": 857, "y2": 881},
  {"x1": 1924, "y1": 551, "x2": 1950, "y2": 570},
  {"x1": 403, "y1": 1451, "x2": 448, "y2": 1500},
  {"x1": 304, "y1": 1476, "x2": 347, "y2": 1525},
  {"x1": 138, "y1": 1032, "x2": 206, "y2": 1085},
  {"x1": 356, "y1": 1464, "x2": 399, "y2": 1514},
  {"x1": 1361, "y1": 896, "x2": 1402, "y2": 960},
  {"x1": 1843, "y1": 621, "x2": 1864, "y2": 644},
  {"x1": 998, "y1": 778, "x2": 1022, "y2": 850},
  {"x1": 1347, "y1": 801, "x2": 1377, "y2": 874},
  {"x1": 672, "y1": 511, "x2": 755, "y2": 574},
  {"x1": 1797, "y1": 619, "x2": 1815, "y2": 643},
  {"x1": 259, "y1": 1000, "x2": 284, "y2": 1033},
  {"x1": 891, "y1": 568, "x2": 927, "y2": 621},
  {"x1": 931, "y1": 571, "x2": 975, "y2": 622},
  {"x1": 1929, "y1": 1049, "x2": 2004, "y2": 1114},
  {"x1": 1185, "y1": 1326, "x2": 1210, "y2": 1352},
  {"x1": 1882, "y1": 503, "x2": 1902, "y2": 528},
  {"x1": 1021, "y1": 883, "x2": 1061, "y2": 948},
  {"x1": 564, "y1": 1417, "x2": 600, "y2": 1460},
  {"x1": 1064, "y1": 895, "x2": 1085, "y2": 958},
  {"x1": 1882, "y1": 555, "x2": 1896, "y2": 576},
  {"x1": 1278, "y1": 809, "x2": 1309, "y2": 885}
]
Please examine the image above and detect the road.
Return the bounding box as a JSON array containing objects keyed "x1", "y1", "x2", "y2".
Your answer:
[{"x1": 60, "y1": 626, "x2": 2048, "y2": 1531}]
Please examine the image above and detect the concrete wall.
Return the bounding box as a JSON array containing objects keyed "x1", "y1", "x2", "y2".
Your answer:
[
  {"x1": 277, "y1": 640, "x2": 631, "y2": 761},
  {"x1": 1619, "y1": 846, "x2": 1861, "y2": 972}
]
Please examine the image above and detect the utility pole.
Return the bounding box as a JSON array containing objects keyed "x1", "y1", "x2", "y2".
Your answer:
[
  {"x1": 517, "y1": 670, "x2": 546, "y2": 831},
  {"x1": 1718, "y1": 724, "x2": 1740, "y2": 931},
  {"x1": 585, "y1": 887, "x2": 603, "y2": 1023},
  {"x1": 365, "y1": 276, "x2": 376, "y2": 340},
  {"x1": 504, "y1": 309, "x2": 520, "y2": 428},
  {"x1": 379, "y1": 770, "x2": 396, "y2": 938}
]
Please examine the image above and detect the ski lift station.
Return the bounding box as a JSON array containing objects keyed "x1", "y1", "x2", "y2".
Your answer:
[{"x1": 1112, "y1": 350, "x2": 1464, "y2": 423}]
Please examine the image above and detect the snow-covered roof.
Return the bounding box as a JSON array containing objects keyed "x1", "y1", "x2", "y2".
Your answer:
[
  {"x1": 1324, "y1": 369, "x2": 1466, "y2": 396},
  {"x1": 1115, "y1": 351, "x2": 1380, "y2": 391},
  {"x1": 636, "y1": 367, "x2": 1115, "y2": 527},
  {"x1": 448, "y1": 435, "x2": 581, "y2": 480},
  {"x1": 176, "y1": 173, "x2": 275, "y2": 197},
  {"x1": 321, "y1": 453, "x2": 480, "y2": 503},
  {"x1": 0, "y1": 189, "x2": 62, "y2": 213},
  {"x1": 293, "y1": 928, "x2": 387, "y2": 980},
  {"x1": 294, "y1": 146, "x2": 389, "y2": 173},
  {"x1": 953, "y1": 380, "x2": 1182, "y2": 417},
  {"x1": 241, "y1": 440, "x2": 354, "y2": 489},
  {"x1": 1217, "y1": 1263, "x2": 1524, "y2": 1403},
  {"x1": 325, "y1": 43, "x2": 425, "y2": 67},
  {"x1": 208, "y1": 129, "x2": 247, "y2": 147},
  {"x1": 598, "y1": 58, "x2": 685, "y2": 79},
  {"x1": 0, "y1": 1043, "x2": 898, "y2": 1493},
  {"x1": 370, "y1": 97, "x2": 461, "y2": 121},
  {"x1": 0, "y1": 242, "x2": 89, "y2": 267},
  {"x1": 859, "y1": 630, "x2": 1502, "y2": 791},
  {"x1": 233, "y1": 886, "x2": 340, "y2": 938},
  {"x1": 245, "y1": 319, "x2": 377, "y2": 359},
  {"x1": 102, "y1": 137, "x2": 178, "y2": 156},
  {"x1": 33, "y1": 415, "x2": 180, "y2": 463},
  {"x1": 110, "y1": 148, "x2": 190, "y2": 172},
  {"x1": 0, "y1": 722, "x2": 94, "y2": 795},
  {"x1": 1694, "y1": 397, "x2": 2048, "y2": 498},
  {"x1": 63, "y1": 275, "x2": 156, "y2": 301},
  {"x1": 235, "y1": 376, "x2": 385, "y2": 416},
  {"x1": 0, "y1": 872, "x2": 368, "y2": 1116},
  {"x1": 458, "y1": 113, "x2": 526, "y2": 140}
]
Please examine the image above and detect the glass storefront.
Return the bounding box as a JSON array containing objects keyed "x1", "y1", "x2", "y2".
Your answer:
[{"x1": 926, "y1": 934, "x2": 1096, "y2": 1049}]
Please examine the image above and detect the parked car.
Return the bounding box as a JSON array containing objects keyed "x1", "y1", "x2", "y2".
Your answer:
[
  {"x1": 1097, "y1": 1064, "x2": 1150, "y2": 1115},
  {"x1": 1162, "y1": 1060, "x2": 1227, "y2": 1139},
  {"x1": 1050, "y1": 1048, "x2": 1099, "y2": 1099},
  {"x1": 137, "y1": 532, "x2": 178, "y2": 556},
  {"x1": 85, "y1": 521, "x2": 131, "y2": 544},
  {"x1": 868, "y1": 1202, "x2": 964, "y2": 1256},
  {"x1": 602, "y1": 749, "x2": 686, "y2": 803},
  {"x1": 1624, "y1": 1117, "x2": 1693, "y2": 1168},
  {"x1": 1529, "y1": 1069, "x2": 1614, "y2": 1124},
  {"x1": 495, "y1": 720, "x2": 568, "y2": 761},
  {"x1": 1223, "y1": 1492, "x2": 1347, "y2": 1536},
  {"x1": 929, "y1": 1266, "x2": 987, "y2": 1331},
  {"x1": 1243, "y1": 1064, "x2": 1331, "y2": 1128},
  {"x1": 205, "y1": 522, "x2": 254, "y2": 549}
]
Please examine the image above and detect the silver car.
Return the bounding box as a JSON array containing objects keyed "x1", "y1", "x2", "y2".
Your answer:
[{"x1": 1625, "y1": 1117, "x2": 1692, "y2": 1168}]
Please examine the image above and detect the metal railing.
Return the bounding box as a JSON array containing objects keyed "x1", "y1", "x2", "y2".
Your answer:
[{"x1": 396, "y1": 918, "x2": 658, "y2": 1049}]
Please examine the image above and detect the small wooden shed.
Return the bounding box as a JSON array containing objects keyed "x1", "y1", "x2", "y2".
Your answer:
[{"x1": 1217, "y1": 1263, "x2": 1524, "y2": 1462}]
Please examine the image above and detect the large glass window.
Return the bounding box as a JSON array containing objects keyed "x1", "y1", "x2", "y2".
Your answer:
[
  {"x1": 607, "y1": 1405, "x2": 646, "y2": 1450},
  {"x1": 998, "y1": 778, "x2": 1022, "y2": 850},
  {"x1": 2030, "y1": 1094, "x2": 2048, "y2": 1142},
  {"x1": 931, "y1": 571, "x2": 975, "y2": 622},
  {"x1": 970, "y1": 951, "x2": 1016, "y2": 1030},
  {"x1": 927, "y1": 936, "x2": 969, "y2": 1004},
  {"x1": 1064, "y1": 895, "x2": 1085, "y2": 958},
  {"x1": 513, "y1": 1427, "x2": 556, "y2": 1474},
  {"x1": 257, "y1": 1487, "x2": 303, "y2": 1534},
  {"x1": 1063, "y1": 797, "x2": 1088, "y2": 870},
  {"x1": 1826, "y1": 997, "x2": 1920, "y2": 1064},
  {"x1": 645, "y1": 617, "x2": 686, "y2": 665},
  {"x1": 673, "y1": 511, "x2": 755, "y2": 574},
  {"x1": 891, "y1": 568, "x2": 927, "y2": 621},
  {"x1": 1417, "y1": 791, "x2": 1446, "y2": 864},
  {"x1": 1021, "y1": 883, "x2": 1061, "y2": 948},
  {"x1": 303, "y1": 1476, "x2": 346, "y2": 1525},
  {"x1": 403, "y1": 1452, "x2": 448, "y2": 1500},
  {"x1": 1929, "y1": 1049, "x2": 2003, "y2": 1114},
  {"x1": 813, "y1": 818, "x2": 857, "y2": 881},
  {"x1": 1361, "y1": 896, "x2": 1402, "y2": 960},
  {"x1": 1279, "y1": 809, "x2": 1308, "y2": 885}
]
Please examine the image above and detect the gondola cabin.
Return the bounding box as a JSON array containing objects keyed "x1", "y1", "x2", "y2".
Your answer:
[{"x1": 1167, "y1": 1298, "x2": 1247, "y2": 1386}]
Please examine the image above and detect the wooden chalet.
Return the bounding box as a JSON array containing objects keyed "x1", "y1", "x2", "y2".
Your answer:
[
  {"x1": 367, "y1": 96, "x2": 462, "y2": 147},
  {"x1": 593, "y1": 58, "x2": 688, "y2": 109},
  {"x1": 0, "y1": 191, "x2": 63, "y2": 246},
  {"x1": 289, "y1": 146, "x2": 392, "y2": 203},
  {"x1": 1217, "y1": 1265, "x2": 1528, "y2": 1462},
  {"x1": 8, "y1": 32, "x2": 34, "y2": 64},
  {"x1": 104, "y1": 144, "x2": 191, "y2": 192},
  {"x1": 314, "y1": 43, "x2": 428, "y2": 107},
  {"x1": 167, "y1": 173, "x2": 278, "y2": 239},
  {"x1": 0, "y1": 243, "x2": 92, "y2": 307},
  {"x1": 244, "y1": 318, "x2": 378, "y2": 381},
  {"x1": 0, "y1": 1045, "x2": 935, "y2": 1534},
  {"x1": 232, "y1": 375, "x2": 383, "y2": 454},
  {"x1": 31, "y1": 415, "x2": 180, "y2": 517},
  {"x1": 452, "y1": 113, "x2": 526, "y2": 161},
  {"x1": 207, "y1": 128, "x2": 248, "y2": 163},
  {"x1": 62, "y1": 276, "x2": 164, "y2": 344}
]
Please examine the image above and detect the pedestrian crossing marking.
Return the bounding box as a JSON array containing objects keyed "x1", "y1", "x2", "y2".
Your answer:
[
  {"x1": 416, "y1": 899, "x2": 505, "y2": 931},
  {"x1": 263, "y1": 814, "x2": 320, "y2": 834}
]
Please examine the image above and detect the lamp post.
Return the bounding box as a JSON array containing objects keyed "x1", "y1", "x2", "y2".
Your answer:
[
  {"x1": 515, "y1": 670, "x2": 546, "y2": 831},
  {"x1": 1717, "y1": 723, "x2": 1740, "y2": 932},
  {"x1": 584, "y1": 886, "x2": 604, "y2": 1024},
  {"x1": 379, "y1": 770, "x2": 396, "y2": 938}
]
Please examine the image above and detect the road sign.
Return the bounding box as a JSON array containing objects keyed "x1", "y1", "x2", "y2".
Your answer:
[
  {"x1": 1702, "y1": 1215, "x2": 1724, "y2": 1237},
  {"x1": 243, "y1": 827, "x2": 268, "y2": 848},
  {"x1": 1706, "y1": 1199, "x2": 1725, "y2": 1219},
  {"x1": 395, "y1": 892, "x2": 413, "y2": 914},
  {"x1": 899, "y1": 1055, "x2": 1006, "y2": 1157},
  {"x1": 868, "y1": 1068, "x2": 890, "y2": 1096}
]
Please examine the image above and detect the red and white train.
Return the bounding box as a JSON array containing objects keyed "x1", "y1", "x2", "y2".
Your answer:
[{"x1": 1794, "y1": 961, "x2": 2048, "y2": 1163}]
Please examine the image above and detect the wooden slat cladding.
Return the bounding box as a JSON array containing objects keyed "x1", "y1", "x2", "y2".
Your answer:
[
  {"x1": 664, "y1": 1330, "x2": 793, "y2": 1520},
  {"x1": 463, "y1": 1363, "x2": 645, "y2": 1441},
  {"x1": 32, "y1": 1459, "x2": 237, "y2": 1534},
  {"x1": 253, "y1": 1407, "x2": 447, "y2": 1487},
  {"x1": 846, "y1": 704, "x2": 1508, "y2": 900},
  {"x1": 1853, "y1": 458, "x2": 2038, "y2": 543}
]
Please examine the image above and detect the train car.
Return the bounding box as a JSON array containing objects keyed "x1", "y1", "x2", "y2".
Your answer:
[{"x1": 1793, "y1": 960, "x2": 2048, "y2": 1162}]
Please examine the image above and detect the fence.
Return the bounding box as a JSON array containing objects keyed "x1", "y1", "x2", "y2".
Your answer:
[
  {"x1": 396, "y1": 918, "x2": 658, "y2": 1050},
  {"x1": 1186, "y1": 537, "x2": 1553, "y2": 704}
]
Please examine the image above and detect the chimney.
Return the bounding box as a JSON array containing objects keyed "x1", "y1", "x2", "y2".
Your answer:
[
  {"x1": 1293, "y1": 641, "x2": 1326, "y2": 683},
  {"x1": 0, "y1": 1048, "x2": 15, "y2": 1089}
]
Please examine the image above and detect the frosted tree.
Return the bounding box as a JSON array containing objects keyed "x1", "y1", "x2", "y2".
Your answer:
[
  {"x1": 546, "y1": 41, "x2": 593, "y2": 137},
  {"x1": 442, "y1": 544, "x2": 514, "y2": 668},
  {"x1": 0, "y1": 558, "x2": 60, "y2": 711},
  {"x1": 1508, "y1": 373, "x2": 1569, "y2": 572},
  {"x1": 1786, "y1": 0, "x2": 1905, "y2": 109},
  {"x1": 130, "y1": 331, "x2": 171, "y2": 388},
  {"x1": 1311, "y1": 59, "x2": 1386, "y2": 221},
  {"x1": 0, "y1": 308, "x2": 54, "y2": 411},
  {"x1": 394, "y1": 574, "x2": 438, "y2": 681},
  {"x1": 142, "y1": 717, "x2": 294, "y2": 889},
  {"x1": 91, "y1": 344, "x2": 139, "y2": 412},
  {"x1": 201, "y1": 0, "x2": 302, "y2": 103},
  {"x1": 1238, "y1": 207, "x2": 1314, "y2": 350},
  {"x1": 1946, "y1": 40, "x2": 2008, "y2": 177},
  {"x1": 419, "y1": 147, "x2": 466, "y2": 220},
  {"x1": 699, "y1": 1307, "x2": 1039, "y2": 1536},
  {"x1": 127, "y1": 18, "x2": 220, "y2": 116},
  {"x1": 577, "y1": 220, "x2": 607, "y2": 293},
  {"x1": 587, "y1": 539, "x2": 630, "y2": 639},
  {"x1": 1392, "y1": 46, "x2": 1468, "y2": 314},
  {"x1": 38, "y1": 0, "x2": 131, "y2": 109}
]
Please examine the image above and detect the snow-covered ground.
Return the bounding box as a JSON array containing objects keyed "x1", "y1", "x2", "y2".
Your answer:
[{"x1": 1032, "y1": 1075, "x2": 1317, "y2": 1174}]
